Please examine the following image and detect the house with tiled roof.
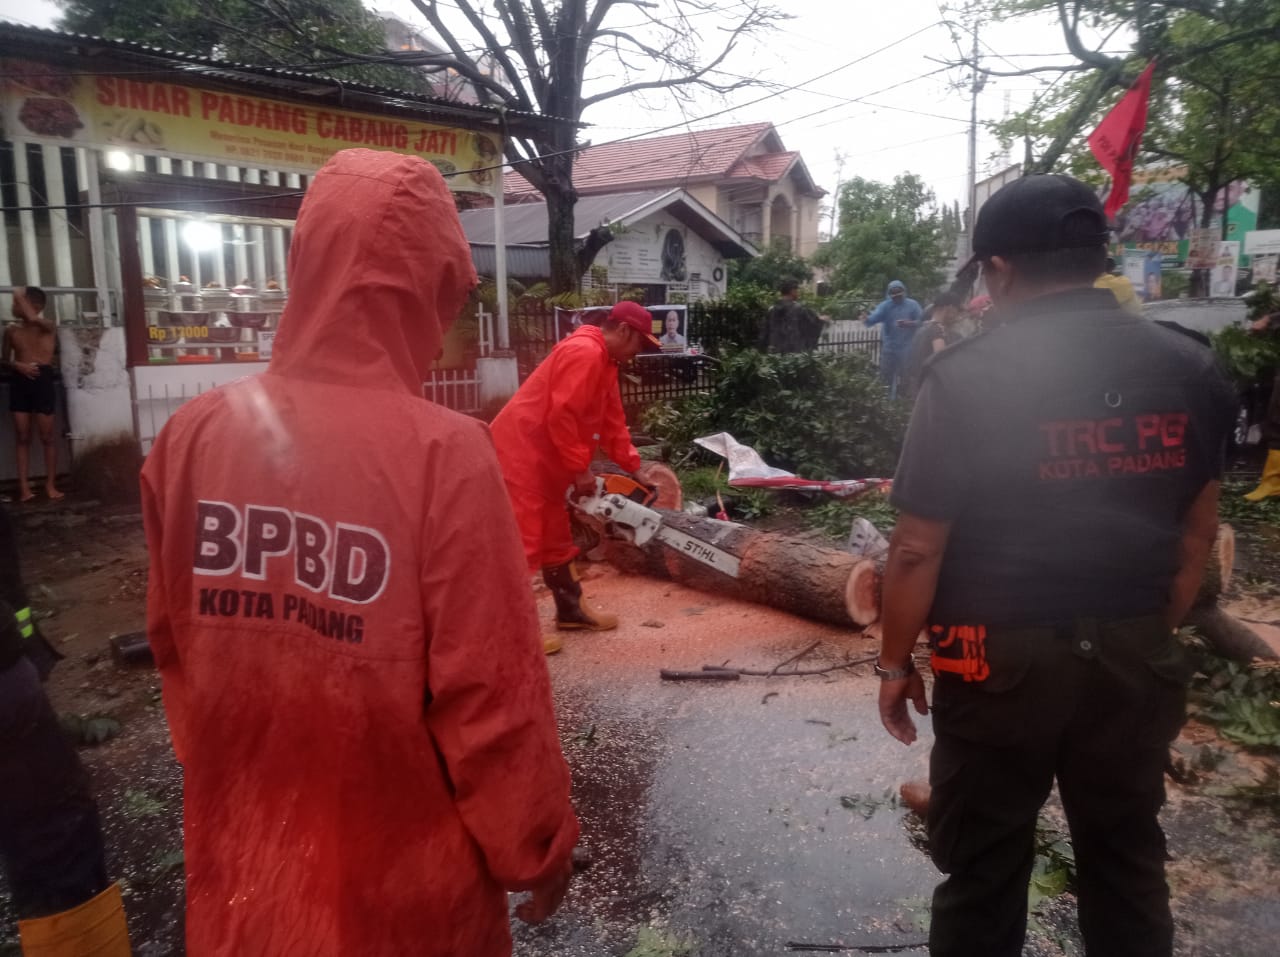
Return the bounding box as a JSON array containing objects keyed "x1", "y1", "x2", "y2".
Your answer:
[{"x1": 504, "y1": 122, "x2": 826, "y2": 258}]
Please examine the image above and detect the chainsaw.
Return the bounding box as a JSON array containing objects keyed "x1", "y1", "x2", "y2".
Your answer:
[{"x1": 569, "y1": 474, "x2": 742, "y2": 578}]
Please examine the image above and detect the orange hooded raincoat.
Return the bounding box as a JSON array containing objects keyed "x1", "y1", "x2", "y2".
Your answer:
[
  {"x1": 490, "y1": 324, "x2": 642, "y2": 569},
  {"x1": 140, "y1": 149, "x2": 578, "y2": 956}
]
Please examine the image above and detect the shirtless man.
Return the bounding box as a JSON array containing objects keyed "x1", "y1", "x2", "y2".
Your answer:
[{"x1": 3, "y1": 288, "x2": 62, "y2": 501}]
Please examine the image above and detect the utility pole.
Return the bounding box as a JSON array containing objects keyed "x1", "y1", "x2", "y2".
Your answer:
[
  {"x1": 964, "y1": 23, "x2": 984, "y2": 260},
  {"x1": 829, "y1": 149, "x2": 847, "y2": 242}
]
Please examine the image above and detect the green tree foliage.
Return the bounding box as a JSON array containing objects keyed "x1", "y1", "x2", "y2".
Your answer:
[
  {"x1": 644, "y1": 349, "x2": 909, "y2": 479},
  {"x1": 727, "y1": 241, "x2": 814, "y2": 295},
  {"x1": 54, "y1": 0, "x2": 432, "y2": 91},
  {"x1": 724, "y1": 241, "x2": 815, "y2": 314},
  {"x1": 814, "y1": 174, "x2": 951, "y2": 300},
  {"x1": 982, "y1": 0, "x2": 1280, "y2": 220},
  {"x1": 1144, "y1": 15, "x2": 1280, "y2": 229}
]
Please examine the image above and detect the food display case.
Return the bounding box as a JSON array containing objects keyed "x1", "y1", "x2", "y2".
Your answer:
[
  {"x1": 141, "y1": 273, "x2": 286, "y2": 365},
  {"x1": 102, "y1": 168, "x2": 303, "y2": 369}
]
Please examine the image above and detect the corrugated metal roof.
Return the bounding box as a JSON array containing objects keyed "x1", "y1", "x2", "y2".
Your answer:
[
  {"x1": 0, "y1": 21, "x2": 574, "y2": 133},
  {"x1": 469, "y1": 244, "x2": 548, "y2": 280},
  {"x1": 458, "y1": 188, "x2": 758, "y2": 260},
  {"x1": 458, "y1": 190, "x2": 670, "y2": 244}
]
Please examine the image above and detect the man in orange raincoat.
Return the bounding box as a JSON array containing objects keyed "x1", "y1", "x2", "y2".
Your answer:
[
  {"x1": 141, "y1": 149, "x2": 579, "y2": 956},
  {"x1": 491, "y1": 301, "x2": 660, "y2": 649}
]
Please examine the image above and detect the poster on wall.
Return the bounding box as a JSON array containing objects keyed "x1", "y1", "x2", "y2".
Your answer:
[
  {"x1": 0, "y1": 58, "x2": 502, "y2": 193},
  {"x1": 1253, "y1": 255, "x2": 1278, "y2": 284},
  {"x1": 1123, "y1": 250, "x2": 1149, "y2": 297},
  {"x1": 649, "y1": 305, "x2": 691, "y2": 354},
  {"x1": 1185, "y1": 228, "x2": 1220, "y2": 270},
  {"x1": 1209, "y1": 241, "x2": 1240, "y2": 297},
  {"x1": 1141, "y1": 250, "x2": 1164, "y2": 301}
]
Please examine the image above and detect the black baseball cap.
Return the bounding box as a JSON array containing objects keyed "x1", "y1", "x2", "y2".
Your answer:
[{"x1": 967, "y1": 174, "x2": 1110, "y2": 267}]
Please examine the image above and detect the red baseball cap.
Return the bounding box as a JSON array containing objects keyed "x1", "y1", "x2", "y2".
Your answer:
[{"x1": 610, "y1": 300, "x2": 661, "y2": 348}]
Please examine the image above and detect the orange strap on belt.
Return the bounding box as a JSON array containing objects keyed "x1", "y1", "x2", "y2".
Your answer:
[{"x1": 929, "y1": 624, "x2": 990, "y2": 683}]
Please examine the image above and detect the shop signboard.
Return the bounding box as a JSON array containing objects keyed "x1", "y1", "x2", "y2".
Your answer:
[
  {"x1": 0, "y1": 58, "x2": 502, "y2": 194},
  {"x1": 1253, "y1": 255, "x2": 1278, "y2": 284},
  {"x1": 1245, "y1": 230, "x2": 1280, "y2": 257}
]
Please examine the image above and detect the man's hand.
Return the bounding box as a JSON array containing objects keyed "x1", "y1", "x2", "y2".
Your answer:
[
  {"x1": 878, "y1": 671, "x2": 929, "y2": 745},
  {"x1": 571, "y1": 471, "x2": 597, "y2": 500},
  {"x1": 14, "y1": 361, "x2": 38, "y2": 380},
  {"x1": 515, "y1": 858, "x2": 574, "y2": 925}
]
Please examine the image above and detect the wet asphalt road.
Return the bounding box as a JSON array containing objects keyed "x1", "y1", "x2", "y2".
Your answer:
[{"x1": 511, "y1": 569, "x2": 938, "y2": 956}]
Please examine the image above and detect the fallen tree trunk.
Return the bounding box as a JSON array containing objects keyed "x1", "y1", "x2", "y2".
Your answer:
[
  {"x1": 593, "y1": 504, "x2": 1240, "y2": 639},
  {"x1": 600, "y1": 510, "x2": 876, "y2": 627}
]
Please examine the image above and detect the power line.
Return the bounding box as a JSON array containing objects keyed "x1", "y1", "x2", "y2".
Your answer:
[
  {"x1": 563, "y1": 64, "x2": 958, "y2": 192},
  {"x1": 1, "y1": 23, "x2": 965, "y2": 209},
  {"x1": 491, "y1": 22, "x2": 950, "y2": 176}
]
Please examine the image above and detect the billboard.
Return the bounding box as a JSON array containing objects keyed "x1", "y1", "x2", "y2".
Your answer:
[{"x1": 1114, "y1": 169, "x2": 1258, "y2": 267}]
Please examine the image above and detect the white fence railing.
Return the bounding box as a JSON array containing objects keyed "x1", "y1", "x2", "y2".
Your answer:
[
  {"x1": 135, "y1": 366, "x2": 482, "y2": 454},
  {"x1": 423, "y1": 367, "x2": 481, "y2": 414}
]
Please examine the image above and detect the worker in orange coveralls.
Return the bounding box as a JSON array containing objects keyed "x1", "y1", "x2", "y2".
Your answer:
[
  {"x1": 491, "y1": 301, "x2": 662, "y2": 652},
  {"x1": 140, "y1": 149, "x2": 579, "y2": 957}
]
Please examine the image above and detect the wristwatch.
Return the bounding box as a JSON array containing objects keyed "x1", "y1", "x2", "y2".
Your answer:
[{"x1": 873, "y1": 657, "x2": 916, "y2": 681}]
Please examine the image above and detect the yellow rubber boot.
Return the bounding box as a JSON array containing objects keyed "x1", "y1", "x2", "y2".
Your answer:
[
  {"x1": 558, "y1": 597, "x2": 618, "y2": 632},
  {"x1": 19, "y1": 883, "x2": 131, "y2": 957},
  {"x1": 1244, "y1": 450, "x2": 1280, "y2": 501},
  {"x1": 543, "y1": 562, "x2": 618, "y2": 631}
]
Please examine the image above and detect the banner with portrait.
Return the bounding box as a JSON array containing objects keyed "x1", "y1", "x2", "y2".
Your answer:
[
  {"x1": 1209, "y1": 241, "x2": 1240, "y2": 297},
  {"x1": 649, "y1": 304, "x2": 691, "y2": 354}
]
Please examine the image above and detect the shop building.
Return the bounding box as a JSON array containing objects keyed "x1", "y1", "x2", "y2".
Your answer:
[{"x1": 0, "y1": 23, "x2": 569, "y2": 465}]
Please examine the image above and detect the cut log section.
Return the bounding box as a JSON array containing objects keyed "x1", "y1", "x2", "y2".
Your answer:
[
  {"x1": 1195, "y1": 523, "x2": 1235, "y2": 607},
  {"x1": 600, "y1": 510, "x2": 874, "y2": 627},
  {"x1": 589, "y1": 461, "x2": 683, "y2": 510},
  {"x1": 845, "y1": 558, "x2": 884, "y2": 627}
]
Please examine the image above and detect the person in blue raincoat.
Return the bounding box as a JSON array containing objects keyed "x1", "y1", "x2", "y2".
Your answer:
[{"x1": 864, "y1": 280, "x2": 923, "y2": 398}]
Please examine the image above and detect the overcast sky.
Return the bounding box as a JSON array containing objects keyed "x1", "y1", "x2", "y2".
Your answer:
[{"x1": 3, "y1": 0, "x2": 1122, "y2": 216}]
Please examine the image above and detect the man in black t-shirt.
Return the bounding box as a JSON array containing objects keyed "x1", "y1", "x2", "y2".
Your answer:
[{"x1": 874, "y1": 174, "x2": 1236, "y2": 957}]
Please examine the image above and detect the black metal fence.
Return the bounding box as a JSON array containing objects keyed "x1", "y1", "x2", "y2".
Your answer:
[
  {"x1": 685, "y1": 301, "x2": 762, "y2": 355},
  {"x1": 817, "y1": 320, "x2": 883, "y2": 366},
  {"x1": 618, "y1": 353, "x2": 719, "y2": 419},
  {"x1": 507, "y1": 300, "x2": 885, "y2": 418}
]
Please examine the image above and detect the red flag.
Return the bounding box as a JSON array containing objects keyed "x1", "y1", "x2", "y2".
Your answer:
[{"x1": 1087, "y1": 62, "x2": 1156, "y2": 220}]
